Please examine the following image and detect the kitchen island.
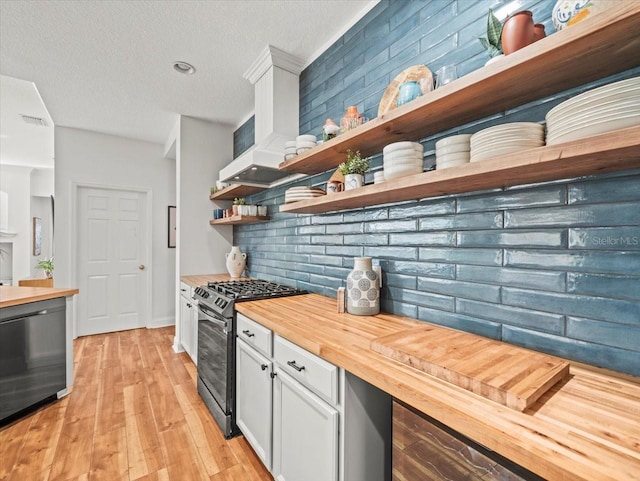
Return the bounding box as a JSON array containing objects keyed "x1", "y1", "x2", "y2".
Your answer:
[
  {"x1": 235, "y1": 293, "x2": 640, "y2": 481},
  {"x1": 0, "y1": 285, "x2": 79, "y2": 308}
]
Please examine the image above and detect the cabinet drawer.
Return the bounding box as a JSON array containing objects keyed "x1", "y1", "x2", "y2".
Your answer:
[
  {"x1": 179, "y1": 281, "x2": 193, "y2": 298},
  {"x1": 237, "y1": 313, "x2": 273, "y2": 357},
  {"x1": 274, "y1": 335, "x2": 338, "y2": 406}
]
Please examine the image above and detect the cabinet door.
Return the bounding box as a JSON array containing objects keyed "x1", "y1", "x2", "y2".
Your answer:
[
  {"x1": 236, "y1": 338, "x2": 273, "y2": 471},
  {"x1": 179, "y1": 295, "x2": 193, "y2": 356},
  {"x1": 273, "y1": 369, "x2": 339, "y2": 481}
]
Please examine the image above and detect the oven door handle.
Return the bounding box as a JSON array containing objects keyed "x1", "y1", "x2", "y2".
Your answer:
[{"x1": 198, "y1": 304, "x2": 228, "y2": 329}]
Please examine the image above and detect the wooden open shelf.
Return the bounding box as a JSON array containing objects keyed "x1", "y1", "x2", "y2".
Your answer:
[
  {"x1": 279, "y1": 3, "x2": 640, "y2": 175},
  {"x1": 280, "y1": 126, "x2": 640, "y2": 214},
  {"x1": 210, "y1": 215, "x2": 270, "y2": 225},
  {"x1": 210, "y1": 184, "x2": 264, "y2": 201}
]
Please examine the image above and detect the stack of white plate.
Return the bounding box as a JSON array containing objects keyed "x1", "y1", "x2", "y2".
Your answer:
[
  {"x1": 284, "y1": 141, "x2": 297, "y2": 160},
  {"x1": 470, "y1": 122, "x2": 545, "y2": 162},
  {"x1": 296, "y1": 135, "x2": 317, "y2": 154},
  {"x1": 383, "y1": 141, "x2": 423, "y2": 180},
  {"x1": 284, "y1": 186, "x2": 326, "y2": 203},
  {"x1": 373, "y1": 171, "x2": 386, "y2": 184},
  {"x1": 546, "y1": 76, "x2": 640, "y2": 146},
  {"x1": 435, "y1": 134, "x2": 471, "y2": 169}
]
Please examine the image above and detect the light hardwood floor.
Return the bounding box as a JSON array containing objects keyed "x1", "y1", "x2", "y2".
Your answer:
[{"x1": 0, "y1": 327, "x2": 274, "y2": 481}]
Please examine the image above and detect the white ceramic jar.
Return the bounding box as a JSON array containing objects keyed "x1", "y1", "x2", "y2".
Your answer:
[
  {"x1": 346, "y1": 257, "x2": 380, "y2": 316},
  {"x1": 225, "y1": 246, "x2": 247, "y2": 278}
]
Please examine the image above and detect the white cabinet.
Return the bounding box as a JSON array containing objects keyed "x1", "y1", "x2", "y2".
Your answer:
[
  {"x1": 236, "y1": 337, "x2": 273, "y2": 470},
  {"x1": 235, "y1": 313, "x2": 391, "y2": 481},
  {"x1": 179, "y1": 282, "x2": 198, "y2": 363},
  {"x1": 273, "y1": 368, "x2": 339, "y2": 481}
]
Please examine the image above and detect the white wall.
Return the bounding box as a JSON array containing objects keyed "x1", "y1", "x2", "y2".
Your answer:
[
  {"x1": 177, "y1": 116, "x2": 233, "y2": 275},
  {"x1": 0, "y1": 165, "x2": 32, "y2": 284},
  {"x1": 55, "y1": 126, "x2": 177, "y2": 331}
]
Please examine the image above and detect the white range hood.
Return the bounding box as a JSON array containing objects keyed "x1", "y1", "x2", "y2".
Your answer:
[{"x1": 219, "y1": 46, "x2": 307, "y2": 187}]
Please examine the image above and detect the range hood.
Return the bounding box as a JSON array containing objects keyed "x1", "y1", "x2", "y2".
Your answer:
[{"x1": 219, "y1": 46, "x2": 306, "y2": 187}]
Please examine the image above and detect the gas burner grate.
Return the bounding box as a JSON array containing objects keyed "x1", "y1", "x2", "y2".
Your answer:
[{"x1": 206, "y1": 279, "x2": 307, "y2": 301}]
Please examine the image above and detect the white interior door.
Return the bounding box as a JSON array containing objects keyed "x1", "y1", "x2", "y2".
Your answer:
[{"x1": 76, "y1": 186, "x2": 148, "y2": 336}]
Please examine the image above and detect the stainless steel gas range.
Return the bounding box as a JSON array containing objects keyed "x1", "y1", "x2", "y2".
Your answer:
[{"x1": 192, "y1": 279, "x2": 307, "y2": 438}]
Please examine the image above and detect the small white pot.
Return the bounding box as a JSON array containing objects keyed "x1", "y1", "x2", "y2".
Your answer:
[
  {"x1": 257, "y1": 205, "x2": 268, "y2": 216},
  {"x1": 344, "y1": 173, "x2": 364, "y2": 190},
  {"x1": 247, "y1": 205, "x2": 258, "y2": 216}
]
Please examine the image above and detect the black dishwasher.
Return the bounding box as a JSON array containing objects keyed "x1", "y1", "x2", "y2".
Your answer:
[{"x1": 1, "y1": 297, "x2": 66, "y2": 425}]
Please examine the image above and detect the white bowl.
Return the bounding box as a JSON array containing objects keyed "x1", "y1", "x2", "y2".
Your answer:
[
  {"x1": 284, "y1": 140, "x2": 297, "y2": 148},
  {"x1": 436, "y1": 144, "x2": 470, "y2": 156},
  {"x1": 383, "y1": 141, "x2": 423, "y2": 154},
  {"x1": 296, "y1": 147, "x2": 312, "y2": 155},
  {"x1": 296, "y1": 134, "x2": 317, "y2": 142},
  {"x1": 384, "y1": 164, "x2": 422, "y2": 180},
  {"x1": 435, "y1": 134, "x2": 472, "y2": 149},
  {"x1": 384, "y1": 146, "x2": 423, "y2": 158},
  {"x1": 373, "y1": 171, "x2": 386, "y2": 183},
  {"x1": 296, "y1": 140, "x2": 317, "y2": 148},
  {"x1": 437, "y1": 158, "x2": 469, "y2": 169},
  {"x1": 384, "y1": 153, "x2": 423, "y2": 165},
  {"x1": 284, "y1": 153, "x2": 297, "y2": 161},
  {"x1": 470, "y1": 144, "x2": 544, "y2": 162},
  {"x1": 436, "y1": 152, "x2": 470, "y2": 164}
]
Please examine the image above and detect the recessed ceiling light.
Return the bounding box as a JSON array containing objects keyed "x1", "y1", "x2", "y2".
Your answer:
[{"x1": 173, "y1": 61, "x2": 196, "y2": 75}]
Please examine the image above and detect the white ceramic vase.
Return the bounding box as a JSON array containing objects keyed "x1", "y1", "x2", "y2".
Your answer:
[
  {"x1": 344, "y1": 173, "x2": 364, "y2": 190},
  {"x1": 346, "y1": 257, "x2": 380, "y2": 316},
  {"x1": 225, "y1": 246, "x2": 247, "y2": 278}
]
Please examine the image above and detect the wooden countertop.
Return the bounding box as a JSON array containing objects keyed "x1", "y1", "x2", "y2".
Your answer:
[
  {"x1": 236, "y1": 293, "x2": 640, "y2": 481},
  {"x1": 0, "y1": 286, "x2": 79, "y2": 308},
  {"x1": 180, "y1": 274, "x2": 250, "y2": 288}
]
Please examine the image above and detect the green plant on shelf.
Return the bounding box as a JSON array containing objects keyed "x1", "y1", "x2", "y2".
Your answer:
[
  {"x1": 233, "y1": 197, "x2": 246, "y2": 205},
  {"x1": 477, "y1": 8, "x2": 503, "y2": 58},
  {"x1": 338, "y1": 149, "x2": 370, "y2": 175}
]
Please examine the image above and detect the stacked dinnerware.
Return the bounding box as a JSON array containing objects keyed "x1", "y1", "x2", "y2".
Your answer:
[
  {"x1": 435, "y1": 134, "x2": 471, "y2": 169},
  {"x1": 284, "y1": 186, "x2": 326, "y2": 203},
  {"x1": 373, "y1": 171, "x2": 386, "y2": 184},
  {"x1": 546, "y1": 76, "x2": 640, "y2": 146},
  {"x1": 296, "y1": 134, "x2": 317, "y2": 154},
  {"x1": 470, "y1": 122, "x2": 544, "y2": 162},
  {"x1": 284, "y1": 141, "x2": 297, "y2": 160},
  {"x1": 383, "y1": 141, "x2": 424, "y2": 180}
]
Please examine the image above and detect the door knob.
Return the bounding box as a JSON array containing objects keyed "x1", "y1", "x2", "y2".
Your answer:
[{"x1": 138, "y1": 264, "x2": 145, "y2": 270}]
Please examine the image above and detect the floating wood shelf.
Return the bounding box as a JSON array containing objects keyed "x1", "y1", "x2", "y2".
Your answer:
[
  {"x1": 278, "y1": 3, "x2": 640, "y2": 175},
  {"x1": 210, "y1": 184, "x2": 265, "y2": 201},
  {"x1": 280, "y1": 126, "x2": 640, "y2": 214},
  {"x1": 209, "y1": 215, "x2": 270, "y2": 225}
]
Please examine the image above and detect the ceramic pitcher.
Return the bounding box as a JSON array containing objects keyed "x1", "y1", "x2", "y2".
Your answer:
[
  {"x1": 346, "y1": 257, "x2": 380, "y2": 316},
  {"x1": 225, "y1": 246, "x2": 246, "y2": 278}
]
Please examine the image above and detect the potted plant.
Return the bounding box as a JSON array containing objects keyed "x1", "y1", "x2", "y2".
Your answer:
[
  {"x1": 478, "y1": 8, "x2": 504, "y2": 65},
  {"x1": 233, "y1": 197, "x2": 246, "y2": 216},
  {"x1": 338, "y1": 149, "x2": 370, "y2": 190},
  {"x1": 36, "y1": 256, "x2": 54, "y2": 279}
]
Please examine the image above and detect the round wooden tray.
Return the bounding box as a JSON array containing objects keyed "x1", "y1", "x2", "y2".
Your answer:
[{"x1": 378, "y1": 65, "x2": 434, "y2": 116}]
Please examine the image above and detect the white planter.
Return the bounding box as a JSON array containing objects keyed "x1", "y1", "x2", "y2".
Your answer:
[
  {"x1": 238, "y1": 205, "x2": 249, "y2": 215},
  {"x1": 225, "y1": 246, "x2": 247, "y2": 278},
  {"x1": 344, "y1": 173, "x2": 364, "y2": 190},
  {"x1": 247, "y1": 205, "x2": 258, "y2": 216},
  {"x1": 257, "y1": 205, "x2": 268, "y2": 216}
]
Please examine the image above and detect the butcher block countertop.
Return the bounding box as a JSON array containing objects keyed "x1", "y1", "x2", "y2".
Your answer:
[
  {"x1": 180, "y1": 273, "x2": 250, "y2": 288},
  {"x1": 0, "y1": 285, "x2": 79, "y2": 308},
  {"x1": 236, "y1": 293, "x2": 640, "y2": 481}
]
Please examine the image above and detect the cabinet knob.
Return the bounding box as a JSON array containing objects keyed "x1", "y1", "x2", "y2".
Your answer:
[
  {"x1": 261, "y1": 364, "x2": 268, "y2": 371},
  {"x1": 187, "y1": 303, "x2": 192, "y2": 308},
  {"x1": 138, "y1": 264, "x2": 145, "y2": 270},
  {"x1": 270, "y1": 372, "x2": 277, "y2": 379},
  {"x1": 287, "y1": 360, "x2": 305, "y2": 372}
]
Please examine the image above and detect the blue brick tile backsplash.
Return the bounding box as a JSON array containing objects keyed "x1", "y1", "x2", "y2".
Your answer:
[{"x1": 233, "y1": 1, "x2": 640, "y2": 375}]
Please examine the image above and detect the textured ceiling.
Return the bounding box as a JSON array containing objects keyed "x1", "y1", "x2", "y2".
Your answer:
[{"x1": 0, "y1": 0, "x2": 376, "y2": 164}]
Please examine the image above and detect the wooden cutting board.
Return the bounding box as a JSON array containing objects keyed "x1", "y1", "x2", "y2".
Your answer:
[{"x1": 371, "y1": 324, "x2": 570, "y2": 411}]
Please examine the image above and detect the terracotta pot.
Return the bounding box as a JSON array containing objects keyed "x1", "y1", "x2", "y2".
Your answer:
[
  {"x1": 533, "y1": 23, "x2": 546, "y2": 42},
  {"x1": 501, "y1": 10, "x2": 535, "y2": 55}
]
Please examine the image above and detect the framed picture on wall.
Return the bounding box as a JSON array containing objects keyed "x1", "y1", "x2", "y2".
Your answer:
[
  {"x1": 168, "y1": 206, "x2": 176, "y2": 248},
  {"x1": 33, "y1": 217, "x2": 42, "y2": 255}
]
